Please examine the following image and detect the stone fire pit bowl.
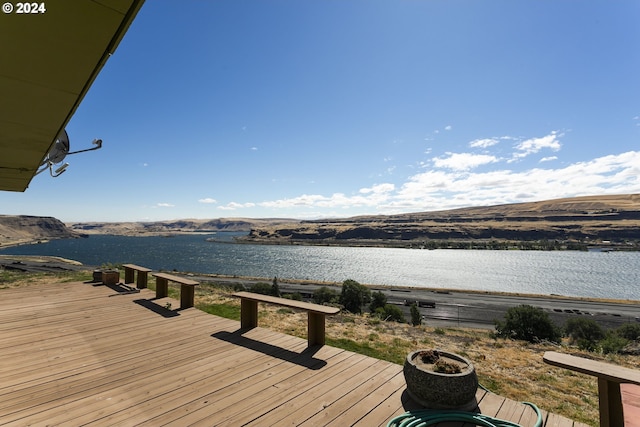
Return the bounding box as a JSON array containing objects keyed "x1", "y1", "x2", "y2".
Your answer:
[{"x1": 403, "y1": 349, "x2": 479, "y2": 411}]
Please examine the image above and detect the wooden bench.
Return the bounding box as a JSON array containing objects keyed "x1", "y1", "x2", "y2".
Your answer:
[
  {"x1": 233, "y1": 291, "x2": 340, "y2": 347},
  {"x1": 544, "y1": 351, "x2": 640, "y2": 427},
  {"x1": 152, "y1": 272, "x2": 199, "y2": 309},
  {"x1": 122, "y1": 264, "x2": 152, "y2": 289}
]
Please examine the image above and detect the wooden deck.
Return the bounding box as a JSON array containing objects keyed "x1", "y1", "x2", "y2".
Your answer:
[{"x1": 0, "y1": 281, "x2": 589, "y2": 426}]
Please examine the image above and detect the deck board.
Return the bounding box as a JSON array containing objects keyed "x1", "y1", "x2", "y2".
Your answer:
[{"x1": 0, "y1": 280, "x2": 582, "y2": 426}]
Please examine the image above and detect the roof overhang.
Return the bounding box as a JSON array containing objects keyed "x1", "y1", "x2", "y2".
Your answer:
[{"x1": 0, "y1": 0, "x2": 145, "y2": 192}]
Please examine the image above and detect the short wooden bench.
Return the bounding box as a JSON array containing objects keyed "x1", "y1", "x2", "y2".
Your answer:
[
  {"x1": 122, "y1": 264, "x2": 152, "y2": 289},
  {"x1": 544, "y1": 351, "x2": 640, "y2": 427},
  {"x1": 233, "y1": 291, "x2": 340, "y2": 347},
  {"x1": 152, "y1": 272, "x2": 199, "y2": 309}
]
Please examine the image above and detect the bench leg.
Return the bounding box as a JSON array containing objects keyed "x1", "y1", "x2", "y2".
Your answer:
[
  {"x1": 137, "y1": 271, "x2": 148, "y2": 289},
  {"x1": 240, "y1": 299, "x2": 258, "y2": 329},
  {"x1": 308, "y1": 313, "x2": 326, "y2": 346},
  {"x1": 156, "y1": 277, "x2": 168, "y2": 299},
  {"x1": 598, "y1": 378, "x2": 623, "y2": 427},
  {"x1": 124, "y1": 267, "x2": 135, "y2": 285},
  {"x1": 181, "y1": 284, "x2": 195, "y2": 309}
]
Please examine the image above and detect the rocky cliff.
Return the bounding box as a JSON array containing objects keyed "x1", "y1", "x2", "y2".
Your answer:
[
  {"x1": 0, "y1": 215, "x2": 84, "y2": 247},
  {"x1": 241, "y1": 194, "x2": 640, "y2": 248},
  {"x1": 67, "y1": 218, "x2": 295, "y2": 235}
]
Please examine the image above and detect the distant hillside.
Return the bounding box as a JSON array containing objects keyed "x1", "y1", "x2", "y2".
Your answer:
[
  {"x1": 240, "y1": 194, "x2": 640, "y2": 249},
  {"x1": 0, "y1": 215, "x2": 84, "y2": 247},
  {"x1": 4, "y1": 194, "x2": 640, "y2": 250},
  {"x1": 67, "y1": 218, "x2": 296, "y2": 235}
]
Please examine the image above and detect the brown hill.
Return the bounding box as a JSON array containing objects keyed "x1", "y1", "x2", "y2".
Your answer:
[
  {"x1": 0, "y1": 215, "x2": 83, "y2": 248},
  {"x1": 67, "y1": 218, "x2": 295, "y2": 235},
  {"x1": 241, "y1": 194, "x2": 640, "y2": 248},
  {"x1": 4, "y1": 195, "x2": 640, "y2": 249}
]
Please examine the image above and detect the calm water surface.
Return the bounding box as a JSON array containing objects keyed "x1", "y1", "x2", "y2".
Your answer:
[{"x1": 2, "y1": 233, "x2": 638, "y2": 300}]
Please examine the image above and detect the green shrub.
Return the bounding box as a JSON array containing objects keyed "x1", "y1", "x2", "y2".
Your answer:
[
  {"x1": 313, "y1": 286, "x2": 339, "y2": 305},
  {"x1": 282, "y1": 292, "x2": 302, "y2": 301},
  {"x1": 271, "y1": 276, "x2": 281, "y2": 297},
  {"x1": 599, "y1": 332, "x2": 629, "y2": 354},
  {"x1": 372, "y1": 304, "x2": 405, "y2": 323},
  {"x1": 565, "y1": 317, "x2": 605, "y2": 349},
  {"x1": 369, "y1": 291, "x2": 387, "y2": 313},
  {"x1": 232, "y1": 283, "x2": 246, "y2": 292},
  {"x1": 616, "y1": 323, "x2": 640, "y2": 341},
  {"x1": 410, "y1": 303, "x2": 421, "y2": 326},
  {"x1": 250, "y1": 282, "x2": 273, "y2": 295},
  {"x1": 495, "y1": 305, "x2": 562, "y2": 343},
  {"x1": 339, "y1": 279, "x2": 371, "y2": 314}
]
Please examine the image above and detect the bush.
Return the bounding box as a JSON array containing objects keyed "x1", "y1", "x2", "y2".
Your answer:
[
  {"x1": 565, "y1": 317, "x2": 605, "y2": 349},
  {"x1": 250, "y1": 282, "x2": 273, "y2": 295},
  {"x1": 495, "y1": 305, "x2": 562, "y2": 343},
  {"x1": 600, "y1": 332, "x2": 629, "y2": 354},
  {"x1": 616, "y1": 323, "x2": 640, "y2": 341},
  {"x1": 232, "y1": 283, "x2": 246, "y2": 292},
  {"x1": 410, "y1": 303, "x2": 421, "y2": 326},
  {"x1": 369, "y1": 291, "x2": 387, "y2": 313},
  {"x1": 339, "y1": 279, "x2": 371, "y2": 314},
  {"x1": 271, "y1": 276, "x2": 281, "y2": 297},
  {"x1": 313, "y1": 286, "x2": 339, "y2": 305},
  {"x1": 282, "y1": 292, "x2": 302, "y2": 301},
  {"x1": 374, "y1": 304, "x2": 405, "y2": 323}
]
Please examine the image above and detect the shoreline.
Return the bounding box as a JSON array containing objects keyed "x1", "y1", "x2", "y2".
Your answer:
[
  {"x1": 1, "y1": 251, "x2": 638, "y2": 305},
  {"x1": 2, "y1": 255, "x2": 638, "y2": 330},
  {"x1": 188, "y1": 271, "x2": 640, "y2": 305}
]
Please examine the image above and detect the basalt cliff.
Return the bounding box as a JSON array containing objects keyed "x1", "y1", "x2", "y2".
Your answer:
[
  {"x1": 0, "y1": 215, "x2": 84, "y2": 247},
  {"x1": 240, "y1": 194, "x2": 640, "y2": 249}
]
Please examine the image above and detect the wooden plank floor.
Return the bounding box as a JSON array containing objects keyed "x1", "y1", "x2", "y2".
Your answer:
[{"x1": 0, "y1": 281, "x2": 589, "y2": 427}]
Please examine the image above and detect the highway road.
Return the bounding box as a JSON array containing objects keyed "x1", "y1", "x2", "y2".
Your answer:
[{"x1": 189, "y1": 275, "x2": 640, "y2": 330}]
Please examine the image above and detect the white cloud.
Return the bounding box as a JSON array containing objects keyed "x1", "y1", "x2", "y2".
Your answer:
[
  {"x1": 359, "y1": 183, "x2": 395, "y2": 195},
  {"x1": 198, "y1": 198, "x2": 217, "y2": 204},
  {"x1": 513, "y1": 131, "x2": 562, "y2": 158},
  {"x1": 218, "y1": 202, "x2": 256, "y2": 210},
  {"x1": 469, "y1": 138, "x2": 499, "y2": 149},
  {"x1": 432, "y1": 152, "x2": 499, "y2": 171},
  {"x1": 250, "y1": 147, "x2": 258, "y2": 151},
  {"x1": 387, "y1": 151, "x2": 640, "y2": 212},
  {"x1": 156, "y1": 203, "x2": 174, "y2": 208},
  {"x1": 540, "y1": 156, "x2": 557, "y2": 163},
  {"x1": 444, "y1": 125, "x2": 453, "y2": 131},
  {"x1": 223, "y1": 151, "x2": 640, "y2": 216}
]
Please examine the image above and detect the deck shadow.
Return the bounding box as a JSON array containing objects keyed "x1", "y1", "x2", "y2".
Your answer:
[
  {"x1": 133, "y1": 298, "x2": 180, "y2": 318},
  {"x1": 94, "y1": 281, "x2": 141, "y2": 295},
  {"x1": 212, "y1": 329, "x2": 327, "y2": 370}
]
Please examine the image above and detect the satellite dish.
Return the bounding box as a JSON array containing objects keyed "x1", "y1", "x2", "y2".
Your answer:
[
  {"x1": 47, "y1": 129, "x2": 70, "y2": 164},
  {"x1": 36, "y1": 129, "x2": 102, "y2": 178}
]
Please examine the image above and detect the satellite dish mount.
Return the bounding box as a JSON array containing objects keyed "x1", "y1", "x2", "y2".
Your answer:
[{"x1": 36, "y1": 129, "x2": 102, "y2": 177}]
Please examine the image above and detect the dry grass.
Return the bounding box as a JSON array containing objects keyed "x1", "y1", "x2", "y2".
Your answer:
[
  {"x1": 194, "y1": 282, "x2": 640, "y2": 427},
  {"x1": 0, "y1": 270, "x2": 89, "y2": 289}
]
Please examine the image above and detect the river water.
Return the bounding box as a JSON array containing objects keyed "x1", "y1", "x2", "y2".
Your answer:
[{"x1": 1, "y1": 233, "x2": 638, "y2": 300}]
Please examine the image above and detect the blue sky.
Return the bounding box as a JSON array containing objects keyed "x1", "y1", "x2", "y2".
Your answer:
[{"x1": 4, "y1": 0, "x2": 640, "y2": 222}]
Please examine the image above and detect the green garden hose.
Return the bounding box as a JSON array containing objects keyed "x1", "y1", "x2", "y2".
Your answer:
[{"x1": 386, "y1": 402, "x2": 542, "y2": 427}]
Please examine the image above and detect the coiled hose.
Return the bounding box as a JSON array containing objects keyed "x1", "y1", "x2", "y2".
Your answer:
[{"x1": 386, "y1": 401, "x2": 542, "y2": 427}]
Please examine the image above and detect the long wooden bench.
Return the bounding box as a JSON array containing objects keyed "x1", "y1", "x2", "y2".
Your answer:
[
  {"x1": 233, "y1": 291, "x2": 340, "y2": 347},
  {"x1": 122, "y1": 264, "x2": 152, "y2": 289},
  {"x1": 544, "y1": 351, "x2": 640, "y2": 427},
  {"x1": 152, "y1": 272, "x2": 199, "y2": 309}
]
